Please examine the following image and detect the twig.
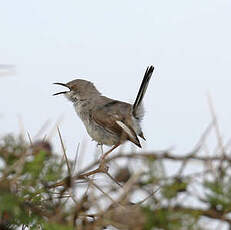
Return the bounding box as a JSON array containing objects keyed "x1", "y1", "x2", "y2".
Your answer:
[
  {"x1": 72, "y1": 143, "x2": 80, "y2": 174},
  {"x1": 91, "y1": 181, "x2": 116, "y2": 203},
  {"x1": 49, "y1": 150, "x2": 231, "y2": 189},
  {"x1": 207, "y1": 93, "x2": 225, "y2": 155},
  {"x1": 105, "y1": 172, "x2": 122, "y2": 188},
  {"x1": 57, "y1": 126, "x2": 71, "y2": 177},
  {"x1": 34, "y1": 119, "x2": 50, "y2": 139},
  {"x1": 27, "y1": 131, "x2": 33, "y2": 146},
  {"x1": 136, "y1": 187, "x2": 160, "y2": 205}
]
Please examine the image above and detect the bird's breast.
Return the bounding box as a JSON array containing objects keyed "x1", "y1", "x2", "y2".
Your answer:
[{"x1": 73, "y1": 101, "x2": 119, "y2": 146}]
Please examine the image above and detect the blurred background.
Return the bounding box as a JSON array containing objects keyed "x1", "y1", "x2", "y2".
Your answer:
[{"x1": 0, "y1": 0, "x2": 230, "y2": 165}]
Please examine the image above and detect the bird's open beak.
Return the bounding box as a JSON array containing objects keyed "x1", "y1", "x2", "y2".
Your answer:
[{"x1": 53, "y1": 82, "x2": 70, "y2": 96}]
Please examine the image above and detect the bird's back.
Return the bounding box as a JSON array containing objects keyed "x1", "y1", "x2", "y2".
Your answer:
[{"x1": 91, "y1": 96, "x2": 143, "y2": 147}]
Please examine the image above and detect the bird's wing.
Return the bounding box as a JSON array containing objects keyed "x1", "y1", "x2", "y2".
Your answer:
[{"x1": 91, "y1": 100, "x2": 141, "y2": 147}]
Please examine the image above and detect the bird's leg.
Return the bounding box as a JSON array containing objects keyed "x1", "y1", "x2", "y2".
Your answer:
[
  {"x1": 100, "y1": 143, "x2": 120, "y2": 163},
  {"x1": 100, "y1": 144, "x2": 104, "y2": 155},
  {"x1": 78, "y1": 144, "x2": 120, "y2": 179},
  {"x1": 96, "y1": 143, "x2": 104, "y2": 159}
]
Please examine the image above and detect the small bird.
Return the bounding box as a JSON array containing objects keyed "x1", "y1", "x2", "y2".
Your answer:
[{"x1": 53, "y1": 66, "x2": 154, "y2": 160}]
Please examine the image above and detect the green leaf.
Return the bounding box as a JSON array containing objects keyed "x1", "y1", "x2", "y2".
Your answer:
[{"x1": 161, "y1": 179, "x2": 187, "y2": 199}]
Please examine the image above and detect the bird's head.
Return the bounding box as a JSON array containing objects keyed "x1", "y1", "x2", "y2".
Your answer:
[{"x1": 53, "y1": 79, "x2": 101, "y2": 102}]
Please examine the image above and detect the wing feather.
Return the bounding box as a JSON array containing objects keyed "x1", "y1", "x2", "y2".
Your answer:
[{"x1": 91, "y1": 99, "x2": 141, "y2": 147}]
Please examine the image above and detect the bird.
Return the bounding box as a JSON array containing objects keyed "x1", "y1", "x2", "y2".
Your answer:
[{"x1": 53, "y1": 66, "x2": 154, "y2": 160}]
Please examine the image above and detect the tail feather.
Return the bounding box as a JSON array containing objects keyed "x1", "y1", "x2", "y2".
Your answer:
[{"x1": 133, "y1": 66, "x2": 154, "y2": 118}]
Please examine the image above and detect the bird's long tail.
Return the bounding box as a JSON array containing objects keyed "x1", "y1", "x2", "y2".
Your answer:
[{"x1": 132, "y1": 65, "x2": 154, "y2": 118}]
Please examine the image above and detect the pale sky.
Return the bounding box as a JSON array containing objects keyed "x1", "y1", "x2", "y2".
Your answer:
[{"x1": 0, "y1": 0, "x2": 231, "y2": 165}]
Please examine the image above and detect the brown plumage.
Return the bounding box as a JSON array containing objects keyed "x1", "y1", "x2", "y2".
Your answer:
[{"x1": 53, "y1": 66, "x2": 154, "y2": 158}]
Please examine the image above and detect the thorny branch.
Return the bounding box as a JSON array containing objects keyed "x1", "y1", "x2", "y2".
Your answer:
[{"x1": 1, "y1": 109, "x2": 231, "y2": 229}]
